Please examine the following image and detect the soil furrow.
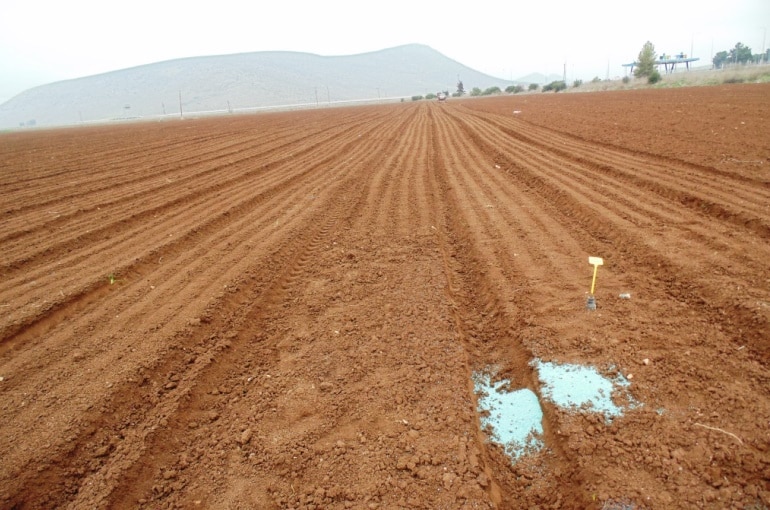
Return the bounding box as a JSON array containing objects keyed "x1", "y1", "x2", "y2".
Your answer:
[
  {"x1": 0, "y1": 113, "x2": 393, "y2": 347},
  {"x1": 97, "y1": 107, "x2": 417, "y2": 508},
  {"x1": 453, "y1": 109, "x2": 770, "y2": 295},
  {"x1": 0, "y1": 113, "x2": 374, "y2": 270},
  {"x1": 430, "y1": 103, "x2": 594, "y2": 507},
  {"x1": 451, "y1": 110, "x2": 770, "y2": 361},
  {"x1": 1, "y1": 88, "x2": 768, "y2": 509},
  {"x1": 0, "y1": 108, "x2": 408, "y2": 509},
  {"x1": 460, "y1": 108, "x2": 770, "y2": 236}
]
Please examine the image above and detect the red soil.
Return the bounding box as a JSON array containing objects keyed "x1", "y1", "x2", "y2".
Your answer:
[{"x1": 1, "y1": 83, "x2": 769, "y2": 509}]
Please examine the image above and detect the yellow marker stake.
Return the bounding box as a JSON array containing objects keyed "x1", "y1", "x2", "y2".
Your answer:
[{"x1": 588, "y1": 256, "x2": 603, "y2": 295}]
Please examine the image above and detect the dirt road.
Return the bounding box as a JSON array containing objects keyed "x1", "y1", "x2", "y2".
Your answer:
[{"x1": 1, "y1": 84, "x2": 769, "y2": 509}]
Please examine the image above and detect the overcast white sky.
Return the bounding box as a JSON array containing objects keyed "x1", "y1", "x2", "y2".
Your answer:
[{"x1": 1, "y1": 0, "x2": 768, "y2": 103}]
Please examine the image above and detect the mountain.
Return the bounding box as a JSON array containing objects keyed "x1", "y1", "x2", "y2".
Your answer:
[
  {"x1": 514, "y1": 72, "x2": 564, "y2": 85},
  {"x1": 0, "y1": 44, "x2": 514, "y2": 129}
]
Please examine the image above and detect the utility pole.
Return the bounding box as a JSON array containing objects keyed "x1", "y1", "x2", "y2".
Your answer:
[{"x1": 690, "y1": 34, "x2": 694, "y2": 59}]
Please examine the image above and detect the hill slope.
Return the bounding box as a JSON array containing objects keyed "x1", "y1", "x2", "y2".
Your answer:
[{"x1": 0, "y1": 44, "x2": 513, "y2": 128}]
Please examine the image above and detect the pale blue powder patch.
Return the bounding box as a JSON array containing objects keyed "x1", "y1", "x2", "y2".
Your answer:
[
  {"x1": 533, "y1": 360, "x2": 636, "y2": 418},
  {"x1": 473, "y1": 372, "x2": 544, "y2": 460}
]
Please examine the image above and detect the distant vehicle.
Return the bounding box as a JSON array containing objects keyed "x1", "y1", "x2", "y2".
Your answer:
[{"x1": 437, "y1": 92, "x2": 447, "y2": 102}]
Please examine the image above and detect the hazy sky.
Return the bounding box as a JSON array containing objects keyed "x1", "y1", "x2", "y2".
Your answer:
[{"x1": 1, "y1": 0, "x2": 768, "y2": 103}]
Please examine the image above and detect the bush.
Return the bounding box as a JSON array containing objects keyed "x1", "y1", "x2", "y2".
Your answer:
[
  {"x1": 425, "y1": 93, "x2": 437, "y2": 100},
  {"x1": 411, "y1": 95, "x2": 424, "y2": 101},
  {"x1": 573, "y1": 79, "x2": 583, "y2": 88},
  {"x1": 505, "y1": 85, "x2": 525, "y2": 94},
  {"x1": 647, "y1": 69, "x2": 662, "y2": 84},
  {"x1": 528, "y1": 83, "x2": 539, "y2": 91},
  {"x1": 470, "y1": 87, "x2": 482, "y2": 97},
  {"x1": 542, "y1": 80, "x2": 567, "y2": 92},
  {"x1": 482, "y1": 86, "x2": 502, "y2": 96},
  {"x1": 622, "y1": 76, "x2": 630, "y2": 84},
  {"x1": 591, "y1": 76, "x2": 602, "y2": 83}
]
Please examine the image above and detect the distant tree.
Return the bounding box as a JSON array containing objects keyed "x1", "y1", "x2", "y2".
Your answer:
[
  {"x1": 411, "y1": 95, "x2": 424, "y2": 101},
  {"x1": 713, "y1": 50, "x2": 729, "y2": 69},
  {"x1": 456, "y1": 80, "x2": 465, "y2": 96},
  {"x1": 634, "y1": 41, "x2": 657, "y2": 79},
  {"x1": 470, "y1": 87, "x2": 482, "y2": 96},
  {"x1": 622, "y1": 76, "x2": 630, "y2": 84},
  {"x1": 505, "y1": 85, "x2": 523, "y2": 93},
  {"x1": 528, "y1": 83, "x2": 539, "y2": 91},
  {"x1": 573, "y1": 79, "x2": 583, "y2": 88},
  {"x1": 591, "y1": 76, "x2": 602, "y2": 83},
  {"x1": 729, "y1": 42, "x2": 752, "y2": 64},
  {"x1": 425, "y1": 93, "x2": 437, "y2": 100},
  {"x1": 482, "y1": 86, "x2": 501, "y2": 96},
  {"x1": 713, "y1": 43, "x2": 754, "y2": 68}
]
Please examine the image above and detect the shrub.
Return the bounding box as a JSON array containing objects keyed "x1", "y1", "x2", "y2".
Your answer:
[
  {"x1": 528, "y1": 83, "x2": 539, "y2": 91},
  {"x1": 573, "y1": 79, "x2": 583, "y2": 88},
  {"x1": 482, "y1": 86, "x2": 502, "y2": 96},
  {"x1": 425, "y1": 93, "x2": 437, "y2": 100},
  {"x1": 622, "y1": 76, "x2": 630, "y2": 84},
  {"x1": 505, "y1": 85, "x2": 524, "y2": 94},
  {"x1": 411, "y1": 95, "x2": 424, "y2": 101},
  {"x1": 647, "y1": 69, "x2": 662, "y2": 84},
  {"x1": 591, "y1": 76, "x2": 602, "y2": 83},
  {"x1": 542, "y1": 80, "x2": 567, "y2": 92},
  {"x1": 470, "y1": 87, "x2": 482, "y2": 97}
]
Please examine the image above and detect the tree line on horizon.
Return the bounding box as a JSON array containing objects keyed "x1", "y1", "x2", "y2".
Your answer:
[
  {"x1": 712, "y1": 42, "x2": 769, "y2": 69},
  {"x1": 633, "y1": 39, "x2": 769, "y2": 84},
  {"x1": 412, "y1": 39, "x2": 770, "y2": 100}
]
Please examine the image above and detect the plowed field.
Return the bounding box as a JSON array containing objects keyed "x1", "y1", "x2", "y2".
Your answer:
[{"x1": 1, "y1": 83, "x2": 769, "y2": 509}]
